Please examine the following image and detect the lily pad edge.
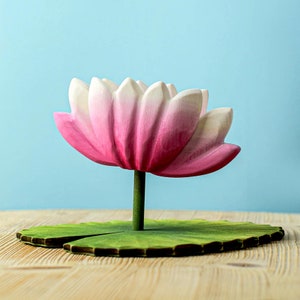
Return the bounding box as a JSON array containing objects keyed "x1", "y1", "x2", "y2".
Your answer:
[{"x1": 16, "y1": 219, "x2": 284, "y2": 257}]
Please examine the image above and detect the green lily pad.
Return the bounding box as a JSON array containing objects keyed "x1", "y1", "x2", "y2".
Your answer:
[
  {"x1": 17, "y1": 219, "x2": 284, "y2": 257},
  {"x1": 16, "y1": 220, "x2": 133, "y2": 247}
]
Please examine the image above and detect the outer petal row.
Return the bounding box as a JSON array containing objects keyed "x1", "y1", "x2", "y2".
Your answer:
[
  {"x1": 152, "y1": 107, "x2": 240, "y2": 176},
  {"x1": 54, "y1": 112, "x2": 118, "y2": 166},
  {"x1": 153, "y1": 143, "x2": 240, "y2": 177}
]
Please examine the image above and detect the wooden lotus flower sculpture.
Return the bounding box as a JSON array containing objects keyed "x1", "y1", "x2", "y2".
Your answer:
[
  {"x1": 16, "y1": 78, "x2": 284, "y2": 257},
  {"x1": 54, "y1": 77, "x2": 241, "y2": 230},
  {"x1": 54, "y1": 77, "x2": 240, "y2": 177}
]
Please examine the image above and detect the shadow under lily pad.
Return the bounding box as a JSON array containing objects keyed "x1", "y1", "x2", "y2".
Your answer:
[{"x1": 16, "y1": 219, "x2": 284, "y2": 257}]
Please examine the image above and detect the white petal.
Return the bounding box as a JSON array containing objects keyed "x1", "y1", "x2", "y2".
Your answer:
[
  {"x1": 200, "y1": 89, "x2": 208, "y2": 115},
  {"x1": 115, "y1": 77, "x2": 144, "y2": 98},
  {"x1": 198, "y1": 107, "x2": 233, "y2": 142},
  {"x1": 102, "y1": 78, "x2": 118, "y2": 92},
  {"x1": 143, "y1": 81, "x2": 170, "y2": 102},
  {"x1": 171, "y1": 88, "x2": 202, "y2": 106},
  {"x1": 167, "y1": 83, "x2": 177, "y2": 98},
  {"x1": 136, "y1": 80, "x2": 148, "y2": 92},
  {"x1": 180, "y1": 107, "x2": 233, "y2": 158},
  {"x1": 69, "y1": 78, "x2": 89, "y2": 116}
]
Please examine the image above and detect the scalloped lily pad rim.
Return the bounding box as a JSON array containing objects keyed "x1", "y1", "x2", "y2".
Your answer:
[{"x1": 17, "y1": 219, "x2": 284, "y2": 257}]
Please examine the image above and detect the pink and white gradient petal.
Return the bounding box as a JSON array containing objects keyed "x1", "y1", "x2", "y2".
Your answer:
[
  {"x1": 152, "y1": 107, "x2": 238, "y2": 176},
  {"x1": 54, "y1": 112, "x2": 117, "y2": 166},
  {"x1": 135, "y1": 81, "x2": 169, "y2": 170},
  {"x1": 68, "y1": 78, "x2": 94, "y2": 140},
  {"x1": 88, "y1": 78, "x2": 121, "y2": 166},
  {"x1": 146, "y1": 89, "x2": 204, "y2": 171},
  {"x1": 153, "y1": 143, "x2": 240, "y2": 177},
  {"x1": 173, "y1": 107, "x2": 234, "y2": 161},
  {"x1": 113, "y1": 78, "x2": 143, "y2": 169}
]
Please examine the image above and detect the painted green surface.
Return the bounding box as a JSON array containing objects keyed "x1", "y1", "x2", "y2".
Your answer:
[{"x1": 17, "y1": 219, "x2": 284, "y2": 257}]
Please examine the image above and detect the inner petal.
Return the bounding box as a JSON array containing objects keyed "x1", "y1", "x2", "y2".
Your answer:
[
  {"x1": 113, "y1": 78, "x2": 143, "y2": 169},
  {"x1": 88, "y1": 77, "x2": 121, "y2": 166},
  {"x1": 147, "y1": 89, "x2": 203, "y2": 172},
  {"x1": 69, "y1": 78, "x2": 89, "y2": 118},
  {"x1": 135, "y1": 82, "x2": 169, "y2": 170}
]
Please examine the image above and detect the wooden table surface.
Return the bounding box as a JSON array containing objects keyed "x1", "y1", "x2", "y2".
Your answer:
[{"x1": 0, "y1": 209, "x2": 299, "y2": 300}]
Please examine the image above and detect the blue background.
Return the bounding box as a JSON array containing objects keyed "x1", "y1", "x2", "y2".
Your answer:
[{"x1": 1, "y1": 0, "x2": 299, "y2": 212}]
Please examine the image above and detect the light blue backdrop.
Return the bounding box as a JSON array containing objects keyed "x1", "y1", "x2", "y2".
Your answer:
[{"x1": 1, "y1": 0, "x2": 299, "y2": 212}]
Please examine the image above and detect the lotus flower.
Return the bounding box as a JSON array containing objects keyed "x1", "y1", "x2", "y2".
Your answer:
[{"x1": 54, "y1": 77, "x2": 240, "y2": 177}]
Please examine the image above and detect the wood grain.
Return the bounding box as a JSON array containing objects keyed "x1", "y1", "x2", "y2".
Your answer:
[{"x1": 0, "y1": 210, "x2": 299, "y2": 300}]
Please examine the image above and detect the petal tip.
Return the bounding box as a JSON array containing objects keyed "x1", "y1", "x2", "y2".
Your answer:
[
  {"x1": 117, "y1": 77, "x2": 142, "y2": 97},
  {"x1": 70, "y1": 77, "x2": 88, "y2": 88},
  {"x1": 53, "y1": 112, "x2": 72, "y2": 125},
  {"x1": 120, "y1": 77, "x2": 135, "y2": 86}
]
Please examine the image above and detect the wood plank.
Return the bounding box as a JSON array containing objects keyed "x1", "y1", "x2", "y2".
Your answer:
[{"x1": 0, "y1": 210, "x2": 299, "y2": 299}]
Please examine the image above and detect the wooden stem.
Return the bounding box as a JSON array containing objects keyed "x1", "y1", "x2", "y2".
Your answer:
[{"x1": 132, "y1": 170, "x2": 146, "y2": 231}]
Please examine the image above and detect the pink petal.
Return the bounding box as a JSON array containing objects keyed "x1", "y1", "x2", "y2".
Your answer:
[
  {"x1": 54, "y1": 112, "x2": 117, "y2": 166},
  {"x1": 113, "y1": 78, "x2": 143, "y2": 169},
  {"x1": 153, "y1": 143, "x2": 240, "y2": 177},
  {"x1": 88, "y1": 78, "x2": 121, "y2": 166},
  {"x1": 144, "y1": 88, "x2": 204, "y2": 171}
]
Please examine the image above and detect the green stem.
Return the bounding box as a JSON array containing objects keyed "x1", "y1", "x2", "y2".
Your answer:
[{"x1": 132, "y1": 170, "x2": 146, "y2": 231}]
